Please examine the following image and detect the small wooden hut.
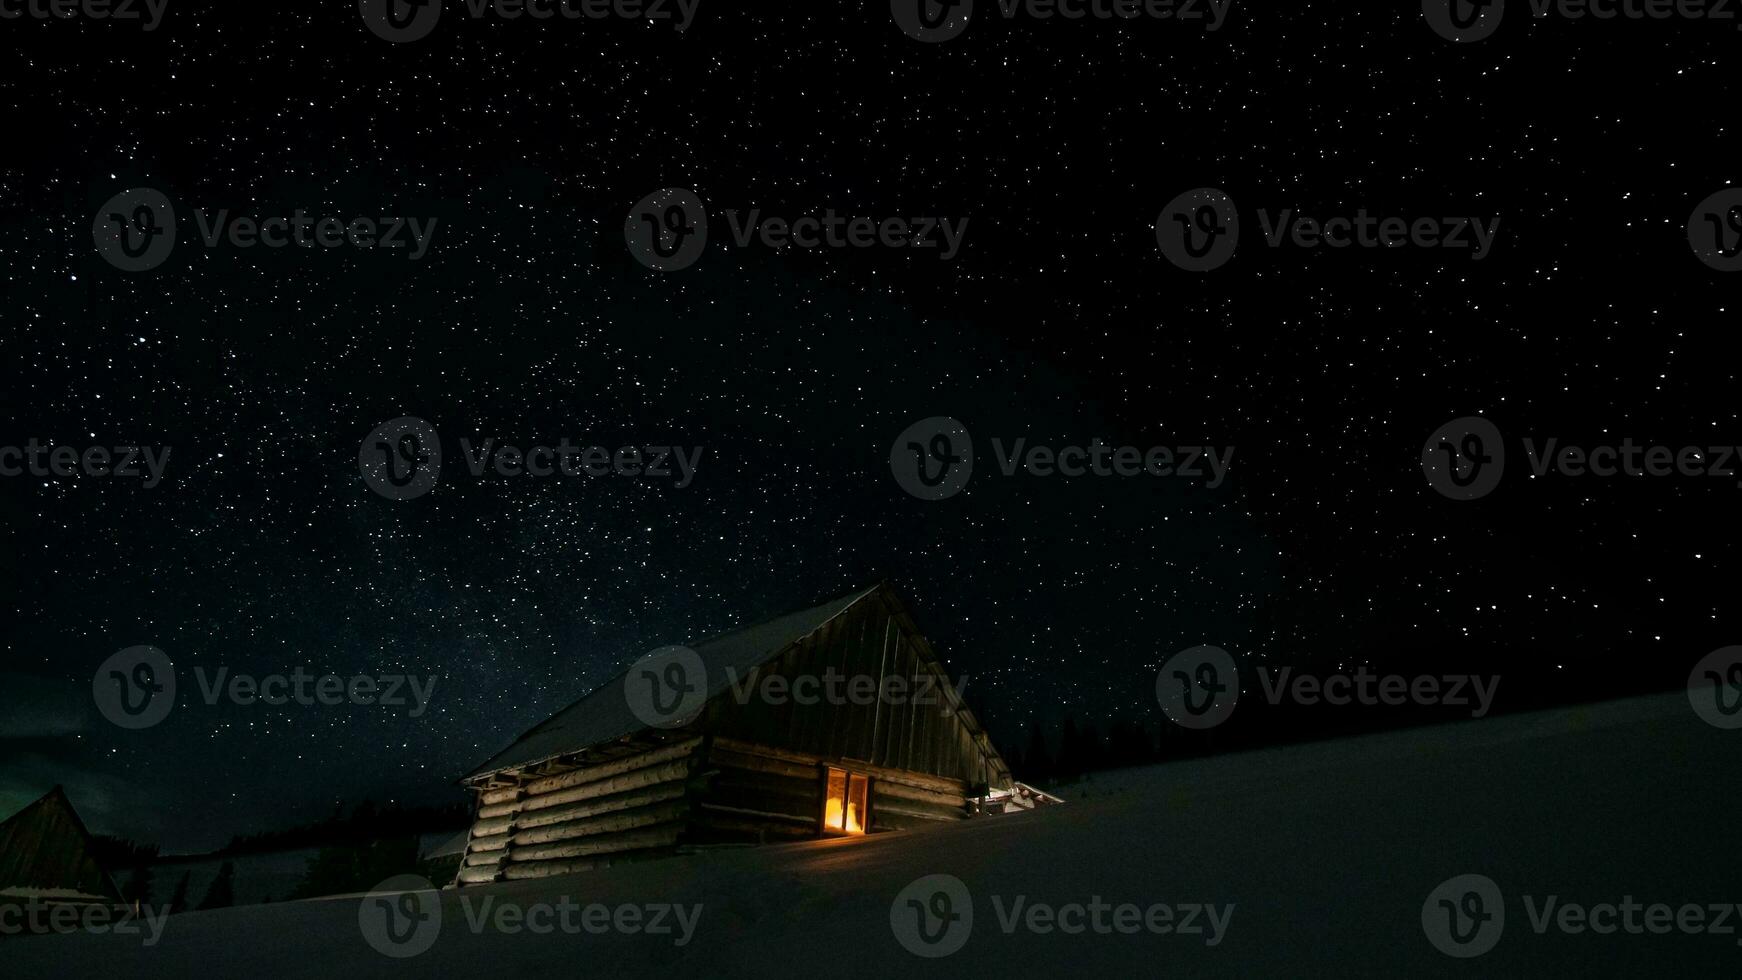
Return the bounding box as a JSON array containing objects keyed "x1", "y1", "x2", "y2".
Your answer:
[
  {"x1": 0, "y1": 787, "x2": 125, "y2": 918},
  {"x1": 453, "y1": 583, "x2": 1017, "y2": 884}
]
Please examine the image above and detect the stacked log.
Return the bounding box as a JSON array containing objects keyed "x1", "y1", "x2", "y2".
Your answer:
[
  {"x1": 699, "y1": 737, "x2": 972, "y2": 839},
  {"x1": 456, "y1": 739, "x2": 701, "y2": 885},
  {"x1": 690, "y1": 739, "x2": 823, "y2": 841},
  {"x1": 870, "y1": 778, "x2": 970, "y2": 830}
]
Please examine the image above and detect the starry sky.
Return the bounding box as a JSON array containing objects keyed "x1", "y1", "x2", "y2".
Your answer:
[{"x1": 1, "y1": 2, "x2": 1736, "y2": 851}]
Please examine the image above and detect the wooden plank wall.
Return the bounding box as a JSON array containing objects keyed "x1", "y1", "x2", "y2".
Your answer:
[
  {"x1": 698, "y1": 738, "x2": 971, "y2": 839},
  {"x1": 455, "y1": 739, "x2": 702, "y2": 885},
  {"x1": 702, "y1": 597, "x2": 1005, "y2": 790}
]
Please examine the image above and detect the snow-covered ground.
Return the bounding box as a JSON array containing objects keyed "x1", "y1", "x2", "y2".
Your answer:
[
  {"x1": 122, "y1": 832, "x2": 457, "y2": 909},
  {"x1": 12, "y1": 691, "x2": 1738, "y2": 976}
]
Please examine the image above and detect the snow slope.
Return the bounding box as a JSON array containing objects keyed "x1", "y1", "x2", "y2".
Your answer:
[{"x1": 11, "y1": 691, "x2": 1738, "y2": 977}]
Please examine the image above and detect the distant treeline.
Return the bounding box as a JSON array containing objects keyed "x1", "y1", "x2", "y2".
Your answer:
[
  {"x1": 91, "y1": 834, "x2": 162, "y2": 869},
  {"x1": 93, "y1": 798, "x2": 469, "y2": 863},
  {"x1": 998, "y1": 658, "x2": 1638, "y2": 786},
  {"x1": 215, "y1": 799, "x2": 469, "y2": 856}
]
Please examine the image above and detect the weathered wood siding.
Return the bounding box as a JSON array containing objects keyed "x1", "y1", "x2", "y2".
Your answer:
[
  {"x1": 698, "y1": 593, "x2": 1006, "y2": 790},
  {"x1": 456, "y1": 739, "x2": 702, "y2": 885},
  {"x1": 692, "y1": 738, "x2": 971, "y2": 842}
]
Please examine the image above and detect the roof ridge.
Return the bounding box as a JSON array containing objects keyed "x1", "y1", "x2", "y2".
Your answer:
[{"x1": 462, "y1": 582, "x2": 886, "y2": 782}]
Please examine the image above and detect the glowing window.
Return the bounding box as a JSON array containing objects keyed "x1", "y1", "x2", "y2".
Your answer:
[{"x1": 822, "y1": 767, "x2": 869, "y2": 835}]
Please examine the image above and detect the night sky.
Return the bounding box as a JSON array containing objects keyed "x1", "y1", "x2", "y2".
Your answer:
[{"x1": 2, "y1": 1, "x2": 1737, "y2": 852}]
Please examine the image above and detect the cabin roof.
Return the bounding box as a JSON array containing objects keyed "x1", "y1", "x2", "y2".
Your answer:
[
  {"x1": 464, "y1": 584, "x2": 884, "y2": 781},
  {"x1": 0, "y1": 786, "x2": 124, "y2": 904}
]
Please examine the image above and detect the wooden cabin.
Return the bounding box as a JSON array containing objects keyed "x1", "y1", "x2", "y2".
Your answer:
[
  {"x1": 0, "y1": 786, "x2": 126, "y2": 929},
  {"x1": 453, "y1": 583, "x2": 1018, "y2": 885}
]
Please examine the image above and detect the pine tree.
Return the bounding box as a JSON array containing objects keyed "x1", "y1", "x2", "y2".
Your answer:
[
  {"x1": 1057, "y1": 718, "x2": 1082, "y2": 781},
  {"x1": 124, "y1": 864, "x2": 156, "y2": 905},
  {"x1": 166, "y1": 871, "x2": 190, "y2": 914},
  {"x1": 196, "y1": 861, "x2": 236, "y2": 910},
  {"x1": 1022, "y1": 719, "x2": 1052, "y2": 782}
]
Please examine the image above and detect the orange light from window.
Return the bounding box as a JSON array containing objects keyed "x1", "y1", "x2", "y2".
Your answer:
[
  {"x1": 824, "y1": 768, "x2": 868, "y2": 835},
  {"x1": 846, "y1": 772, "x2": 867, "y2": 834}
]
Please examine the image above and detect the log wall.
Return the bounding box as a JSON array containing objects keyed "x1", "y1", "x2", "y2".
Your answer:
[
  {"x1": 698, "y1": 593, "x2": 1010, "y2": 791},
  {"x1": 692, "y1": 737, "x2": 971, "y2": 842},
  {"x1": 455, "y1": 738, "x2": 702, "y2": 885}
]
